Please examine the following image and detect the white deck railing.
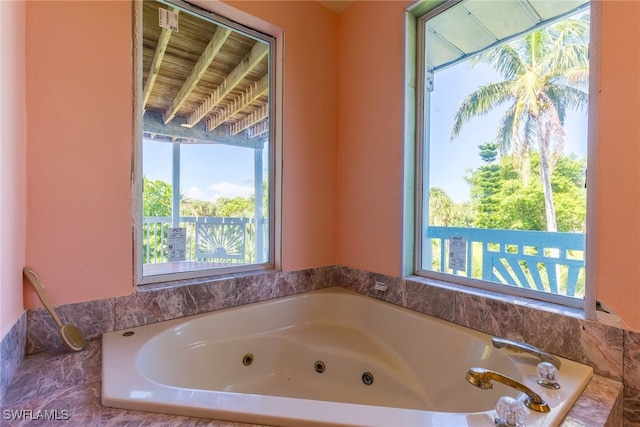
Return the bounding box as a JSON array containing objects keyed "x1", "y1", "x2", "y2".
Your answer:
[{"x1": 142, "y1": 216, "x2": 268, "y2": 265}]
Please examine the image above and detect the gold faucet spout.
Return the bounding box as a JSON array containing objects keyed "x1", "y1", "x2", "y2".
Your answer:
[
  {"x1": 492, "y1": 336, "x2": 561, "y2": 369},
  {"x1": 465, "y1": 367, "x2": 550, "y2": 413}
]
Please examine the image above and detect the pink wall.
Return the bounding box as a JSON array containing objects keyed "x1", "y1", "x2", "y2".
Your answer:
[
  {"x1": 15, "y1": 0, "x2": 640, "y2": 330},
  {"x1": 337, "y1": 1, "x2": 406, "y2": 277},
  {"x1": 24, "y1": 1, "x2": 134, "y2": 308},
  {"x1": 336, "y1": 1, "x2": 640, "y2": 329},
  {"x1": 596, "y1": 0, "x2": 640, "y2": 328},
  {"x1": 0, "y1": 0, "x2": 27, "y2": 339},
  {"x1": 22, "y1": 1, "x2": 338, "y2": 309}
]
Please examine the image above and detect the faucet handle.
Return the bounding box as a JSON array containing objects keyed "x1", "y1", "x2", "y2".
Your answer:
[
  {"x1": 537, "y1": 361, "x2": 561, "y2": 389},
  {"x1": 495, "y1": 396, "x2": 526, "y2": 427}
]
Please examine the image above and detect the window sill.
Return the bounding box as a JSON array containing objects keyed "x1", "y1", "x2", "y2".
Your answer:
[
  {"x1": 138, "y1": 262, "x2": 275, "y2": 289},
  {"x1": 406, "y1": 274, "x2": 585, "y2": 317}
]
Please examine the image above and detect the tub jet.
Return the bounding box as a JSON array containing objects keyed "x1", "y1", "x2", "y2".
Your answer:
[
  {"x1": 362, "y1": 372, "x2": 374, "y2": 385},
  {"x1": 242, "y1": 353, "x2": 254, "y2": 366}
]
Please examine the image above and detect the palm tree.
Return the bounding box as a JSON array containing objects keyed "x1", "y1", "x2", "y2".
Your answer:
[{"x1": 450, "y1": 15, "x2": 589, "y2": 232}]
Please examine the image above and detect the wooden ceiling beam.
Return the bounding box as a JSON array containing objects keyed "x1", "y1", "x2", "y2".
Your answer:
[
  {"x1": 205, "y1": 73, "x2": 268, "y2": 132},
  {"x1": 186, "y1": 41, "x2": 269, "y2": 128},
  {"x1": 247, "y1": 121, "x2": 269, "y2": 139},
  {"x1": 163, "y1": 26, "x2": 232, "y2": 124},
  {"x1": 144, "y1": 110, "x2": 263, "y2": 149},
  {"x1": 142, "y1": 8, "x2": 178, "y2": 111},
  {"x1": 230, "y1": 104, "x2": 269, "y2": 135}
]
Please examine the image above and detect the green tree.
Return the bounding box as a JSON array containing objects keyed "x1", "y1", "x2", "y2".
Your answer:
[
  {"x1": 143, "y1": 176, "x2": 172, "y2": 217},
  {"x1": 429, "y1": 188, "x2": 455, "y2": 226},
  {"x1": 551, "y1": 154, "x2": 587, "y2": 232},
  {"x1": 465, "y1": 153, "x2": 586, "y2": 232},
  {"x1": 429, "y1": 188, "x2": 476, "y2": 227},
  {"x1": 450, "y1": 201, "x2": 476, "y2": 227},
  {"x1": 467, "y1": 143, "x2": 502, "y2": 228},
  {"x1": 479, "y1": 142, "x2": 498, "y2": 163},
  {"x1": 451, "y1": 15, "x2": 589, "y2": 232},
  {"x1": 216, "y1": 196, "x2": 254, "y2": 217},
  {"x1": 142, "y1": 176, "x2": 173, "y2": 262},
  {"x1": 181, "y1": 199, "x2": 218, "y2": 217}
]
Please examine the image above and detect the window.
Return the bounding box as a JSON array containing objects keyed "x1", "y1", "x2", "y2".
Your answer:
[
  {"x1": 414, "y1": 0, "x2": 596, "y2": 309},
  {"x1": 136, "y1": 0, "x2": 279, "y2": 284}
]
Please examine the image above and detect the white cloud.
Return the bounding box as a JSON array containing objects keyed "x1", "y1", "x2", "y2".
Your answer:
[
  {"x1": 186, "y1": 186, "x2": 207, "y2": 200},
  {"x1": 208, "y1": 182, "x2": 254, "y2": 202}
]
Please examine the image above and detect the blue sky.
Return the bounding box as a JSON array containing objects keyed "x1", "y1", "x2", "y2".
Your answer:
[{"x1": 143, "y1": 140, "x2": 262, "y2": 202}]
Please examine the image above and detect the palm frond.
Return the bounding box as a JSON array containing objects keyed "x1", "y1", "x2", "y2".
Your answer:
[
  {"x1": 548, "y1": 17, "x2": 589, "y2": 47},
  {"x1": 473, "y1": 44, "x2": 527, "y2": 80},
  {"x1": 540, "y1": 44, "x2": 589, "y2": 80},
  {"x1": 523, "y1": 112, "x2": 537, "y2": 153},
  {"x1": 496, "y1": 102, "x2": 535, "y2": 184},
  {"x1": 451, "y1": 81, "x2": 513, "y2": 140},
  {"x1": 538, "y1": 18, "x2": 589, "y2": 78},
  {"x1": 550, "y1": 68, "x2": 589, "y2": 89},
  {"x1": 496, "y1": 102, "x2": 523, "y2": 154},
  {"x1": 546, "y1": 84, "x2": 589, "y2": 124}
]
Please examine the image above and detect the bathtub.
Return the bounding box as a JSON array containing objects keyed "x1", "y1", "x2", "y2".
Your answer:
[{"x1": 102, "y1": 287, "x2": 593, "y2": 426}]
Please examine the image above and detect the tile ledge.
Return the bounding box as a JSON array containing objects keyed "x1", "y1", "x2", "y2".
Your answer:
[
  {"x1": 405, "y1": 275, "x2": 589, "y2": 322},
  {"x1": 137, "y1": 268, "x2": 282, "y2": 292},
  {"x1": 561, "y1": 375, "x2": 623, "y2": 426}
]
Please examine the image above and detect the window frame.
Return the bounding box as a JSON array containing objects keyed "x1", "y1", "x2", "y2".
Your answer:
[
  {"x1": 132, "y1": 0, "x2": 283, "y2": 286},
  {"x1": 409, "y1": 0, "x2": 599, "y2": 315}
]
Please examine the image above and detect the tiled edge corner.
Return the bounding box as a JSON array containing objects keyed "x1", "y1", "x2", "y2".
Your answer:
[
  {"x1": 335, "y1": 265, "x2": 372, "y2": 295},
  {"x1": 274, "y1": 266, "x2": 335, "y2": 300},
  {"x1": 0, "y1": 313, "x2": 26, "y2": 402},
  {"x1": 623, "y1": 330, "x2": 640, "y2": 426},
  {"x1": 561, "y1": 375, "x2": 623, "y2": 426},
  {"x1": 607, "y1": 381, "x2": 624, "y2": 427},
  {"x1": 624, "y1": 387, "x2": 640, "y2": 426},
  {"x1": 624, "y1": 330, "x2": 640, "y2": 390},
  {"x1": 26, "y1": 298, "x2": 116, "y2": 355},
  {"x1": 335, "y1": 266, "x2": 407, "y2": 307}
]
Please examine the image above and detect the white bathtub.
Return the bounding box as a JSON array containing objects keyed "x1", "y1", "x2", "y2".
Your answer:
[{"x1": 102, "y1": 287, "x2": 593, "y2": 426}]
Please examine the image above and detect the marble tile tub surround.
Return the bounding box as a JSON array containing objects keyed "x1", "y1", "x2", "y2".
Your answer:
[
  {"x1": 25, "y1": 266, "x2": 337, "y2": 355},
  {"x1": 0, "y1": 313, "x2": 26, "y2": 404},
  {"x1": 338, "y1": 265, "x2": 640, "y2": 425},
  {"x1": 17, "y1": 263, "x2": 640, "y2": 423}
]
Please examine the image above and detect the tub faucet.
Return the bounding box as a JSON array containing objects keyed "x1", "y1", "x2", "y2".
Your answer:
[
  {"x1": 465, "y1": 367, "x2": 550, "y2": 413},
  {"x1": 492, "y1": 337, "x2": 561, "y2": 370}
]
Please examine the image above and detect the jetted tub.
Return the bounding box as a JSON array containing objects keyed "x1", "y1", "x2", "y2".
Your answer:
[{"x1": 102, "y1": 287, "x2": 593, "y2": 426}]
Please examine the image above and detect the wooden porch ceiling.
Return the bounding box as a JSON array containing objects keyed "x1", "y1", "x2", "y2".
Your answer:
[{"x1": 142, "y1": 1, "x2": 269, "y2": 144}]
